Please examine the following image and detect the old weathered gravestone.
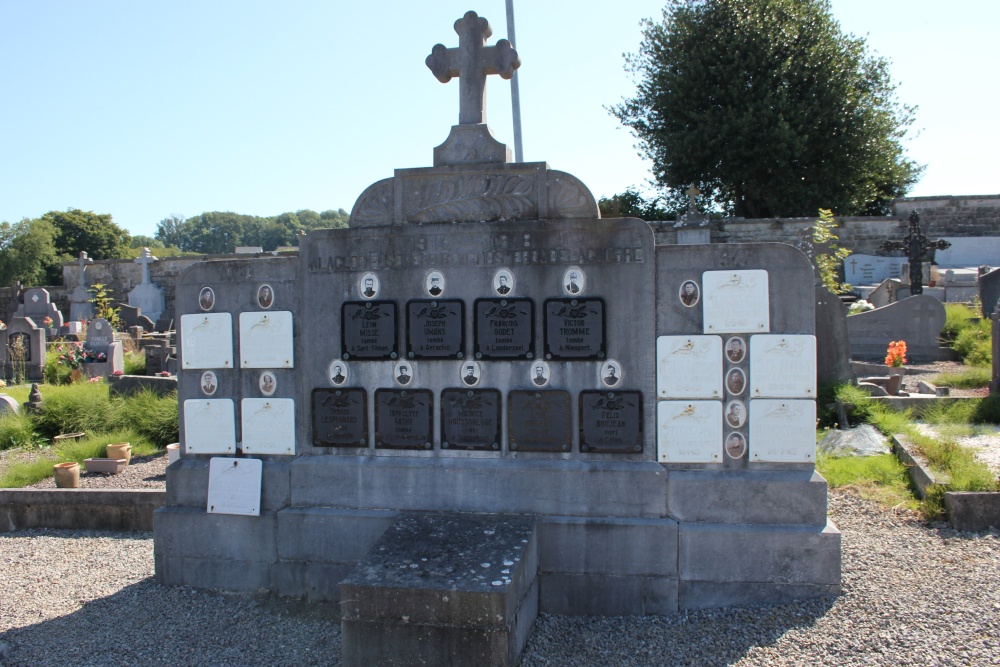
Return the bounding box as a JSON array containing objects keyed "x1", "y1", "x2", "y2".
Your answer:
[
  {"x1": 155, "y1": 10, "x2": 838, "y2": 665},
  {"x1": 68, "y1": 252, "x2": 96, "y2": 323},
  {"x1": 843, "y1": 254, "x2": 906, "y2": 286},
  {"x1": 866, "y1": 278, "x2": 902, "y2": 309},
  {"x1": 980, "y1": 267, "x2": 1000, "y2": 317},
  {"x1": 0, "y1": 317, "x2": 45, "y2": 382},
  {"x1": 13, "y1": 288, "x2": 63, "y2": 333},
  {"x1": 846, "y1": 295, "x2": 948, "y2": 361},
  {"x1": 128, "y1": 248, "x2": 165, "y2": 323},
  {"x1": 815, "y1": 285, "x2": 852, "y2": 385},
  {"x1": 82, "y1": 317, "x2": 124, "y2": 377}
]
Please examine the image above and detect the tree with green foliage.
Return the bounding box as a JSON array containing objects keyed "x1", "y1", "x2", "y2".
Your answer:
[
  {"x1": 612, "y1": 0, "x2": 922, "y2": 218},
  {"x1": 0, "y1": 217, "x2": 60, "y2": 285},
  {"x1": 40, "y1": 209, "x2": 131, "y2": 260}
]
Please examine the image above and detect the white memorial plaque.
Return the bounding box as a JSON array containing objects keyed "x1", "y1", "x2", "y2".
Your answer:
[
  {"x1": 239, "y1": 311, "x2": 294, "y2": 369},
  {"x1": 749, "y1": 399, "x2": 817, "y2": 462},
  {"x1": 657, "y1": 400, "x2": 723, "y2": 463},
  {"x1": 207, "y1": 457, "x2": 262, "y2": 516},
  {"x1": 656, "y1": 335, "x2": 723, "y2": 398},
  {"x1": 749, "y1": 335, "x2": 817, "y2": 398},
  {"x1": 183, "y1": 399, "x2": 236, "y2": 454},
  {"x1": 180, "y1": 313, "x2": 234, "y2": 369},
  {"x1": 702, "y1": 270, "x2": 770, "y2": 334},
  {"x1": 241, "y1": 398, "x2": 296, "y2": 455}
]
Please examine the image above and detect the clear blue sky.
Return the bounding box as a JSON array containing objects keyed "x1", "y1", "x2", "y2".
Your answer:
[{"x1": 2, "y1": 1, "x2": 997, "y2": 238}]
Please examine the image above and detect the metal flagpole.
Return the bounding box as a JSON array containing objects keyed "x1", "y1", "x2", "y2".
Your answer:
[{"x1": 505, "y1": 0, "x2": 524, "y2": 163}]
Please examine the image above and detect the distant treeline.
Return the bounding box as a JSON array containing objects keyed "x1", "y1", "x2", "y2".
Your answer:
[{"x1": 153, "y1": 208, "x2": 350, "y2": 254}]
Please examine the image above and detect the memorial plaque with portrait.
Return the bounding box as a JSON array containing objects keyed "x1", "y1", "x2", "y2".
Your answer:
[
  {"x1": 441, "y1": 388, "x2": 501, "y2": 450},
  {"x1": 239, "y1": 311, "x2": 294, "y2": 369},
  {"x1": 749, "y1": 334, "x2": 817, "y2": 398},
  {"x1": 508, "y1": 390, "x2": 571, "y2": 452},
  {"x1": 579, "y1": 390, "x2": 642, "y2": 453},
  {"x1": 375, "y1": 389, "x2": 433, "y2": 449},
  {"x1": 312, "y1": 388, "x2": 367, "y2": 447},
  {"x1": 656, "y1": 400, "x2": 723, "y2": 463},
  {"x1": 702, "y1": 269, "x2": 770, "y2": 334},
  {"x1": 544, "y1": 298, "x2": 605, "y2": 360},
  {"x1": 749, "y1": 399, "x2": 817, "y2": 462},
  {"x1": 407, "y1": 300, "x2": 464, "y2": 359},
  {"x1": 342, "y1": 301, "x2": 397, "y2": 360},
  {"x1": 241, "y1": 398, "x2": 296, "y2": 455},
  {"x1": 474, "y1": 298, "x2": 534, "y2": 359},
  {"x1": 656, "y1": 335, "x2": 723, "y2": 398}
]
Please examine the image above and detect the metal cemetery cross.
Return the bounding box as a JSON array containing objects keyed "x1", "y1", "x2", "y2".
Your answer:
[
  {"x1": 878, "y1": 211, "x2": 951, "y2": 296},
  {"x1": 426, "y1": 10, "x2": 520, "y2": 125}
]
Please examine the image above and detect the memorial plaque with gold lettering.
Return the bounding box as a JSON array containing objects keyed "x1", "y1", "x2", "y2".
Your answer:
[
  {"x1": 474, "y1": 298, "x2": 534, "y2": 360},
  {"x1": 312, "y1": 388, "x2": 367, "y2": 447},
  {"x1": 579, "y1": 390, "x2": 642, "y2": 453},
  {"x1": 441, "y1": 389, "x2": 501, "y2": 450},
  {"x1": 508, "y1": 390, "x2": 570, "y2": 452},
  {"x1": 375, "y1": 389, "x2": 433, "y2": 449},
  {"x1": 544, "y1": 298, "x2": 605, "y2": 360},
  {"x1": 407, "y1": 300, "x2": 464, "y2": 359},
  {"x1": 342, "y1": 301, "x2": 397, "y2": 360}
]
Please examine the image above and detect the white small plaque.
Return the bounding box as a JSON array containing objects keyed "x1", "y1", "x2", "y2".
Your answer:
[
  {"x1": 239, "y1": 311, "x2": 294, "y2": 368},
  {"x1": 657, "y1": 400, "x2": 723, "y2": 463},
  {"x1": 702, "y1": 270, "x2": 770, "y2": 333},
  {"x1": 241, "y1": 398, "x2": 296, "y2": 455},
  {"x1": 183, "y1": 399, "x2": 236, "y2": 454},
  {"x1": 207, "y1": 457, "x2": 262, "y2": 516},
  {"x1": 656, "y1": 335, "x2": 723, "y2": 398},
  {"x1": 749, "y1": 335, "x2": 817, "y2": 398},
  {"x1": 749, "y1": 399, "x2": 817, "y2": 462},
  {"x1": 180, "y1": 313, "x2": 234, "y2": 369}
]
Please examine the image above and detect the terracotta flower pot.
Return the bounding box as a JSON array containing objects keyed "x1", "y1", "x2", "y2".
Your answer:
[
  {"x1": 53, "y1": 462, "x2": 80, "y2": 488},
  {"x1": 106, "y1": 442, "x2": 132, "y2": 466}
]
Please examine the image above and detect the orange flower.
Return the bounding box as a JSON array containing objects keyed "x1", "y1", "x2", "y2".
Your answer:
[{"x1": 885, "y1": 340, "x2": 908, "y2": 367}]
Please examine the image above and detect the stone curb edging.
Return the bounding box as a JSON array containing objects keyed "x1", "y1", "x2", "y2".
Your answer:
[
  {"x1": 0, "y1": 489, "x2": 165, "y2": 533},
  {"x1": 891, "y1": 434, "x2": 1000, "y2": 532}
]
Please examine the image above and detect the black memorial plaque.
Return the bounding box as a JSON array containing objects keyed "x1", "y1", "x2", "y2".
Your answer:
[
  {"x1": 544, "y1": 298, "x2": 605, "y2": 360},
  {"x1": 342, "y1": 301, "x2": 397, "y2": 360},
  {"x1": 507, "y1": 390, "x2": 571, "y2": 452},
  {"x1": 312, "y1": 388, "x2": 367, "y2": 447},
  {"x1": 375, "y1": 389, "x2": 433, "y2": 450},
  {"x1": 407, "y1": 300, "x2": 464, "y2": 359},
  {"x1": 578, "y1": 390, "x2": 643, "y2": 453},
  {"x1": 474, "y1": 298, "x2": 534, "y2": 360},
  {"x1": 441, "y1": 389, "x2": 501, "y2": 450}
]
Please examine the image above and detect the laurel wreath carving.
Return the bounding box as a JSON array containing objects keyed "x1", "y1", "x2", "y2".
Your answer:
[
  {"x1": 407, "y1": 174, "x2": 535, "y2": 223},
  {"x1": 547, "y1": 171, "x2": 598, "y2": 219},
  {"x1": 352, "y1": 179, "x2": 394, "y2": 225}
]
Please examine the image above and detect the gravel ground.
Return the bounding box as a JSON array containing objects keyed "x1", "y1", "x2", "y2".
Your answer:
[
  {"x1": 25, "y1": 453, "x2": 168, "y2": 490},
  {"x1": 2, "y1": 490, "x2": 998, "y2": 667},
  {"x1": 914, "y1": 423, "x2": 1000, "y2": 478}
]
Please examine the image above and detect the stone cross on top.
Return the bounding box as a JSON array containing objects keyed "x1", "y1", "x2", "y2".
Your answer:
[
  {"x1": 77, "y1": 251, "x2": 93, "y2": 287},
  {"x1": 426, "y1": 10, "x2": 520, "y2": 125},
  {"x1": 134, "y1": 247, "x2": 158, "y2": 285}
]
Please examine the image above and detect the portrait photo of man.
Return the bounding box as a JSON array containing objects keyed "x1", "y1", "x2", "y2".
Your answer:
[
  {"x1": 531, "y1": 363, "x2": 549, "y2": 386},
  {"x1": 199, "y1": 286, "x2": 215, "y2": 311},
  {"x1": 725, "y1": 432, "x2": 746, "y2": 459},
  {"x1": 201, "y1": 371, "x2": 217, "y2": 396},
  {"x1": 726, "y1": 368, "x2": 746, "y2": 395},
  {"x1": 427, "y1": 273, "x2": 444, "y2": 297},
  {"x1": 726, "y1": 401, "x2": 746, "y2": 428},
  {"x1": 679, "y1": 280, "x2": 699, "y2": 307},
  {"x1": 396, "y1": 364, "x2": 411, "y2": 385},
  {"x1": 331, "y1": 363, "x2": 347, "y2": 385},
  {"x1": 362, "y1": 276, "x2": 377, "y2": 298},
  {"x1": 566, "y1": 270, "x2": 581, "y2": 294},
  {"x1": 257, "y1": 284, "x2": 274, "y2": 309},
  {"x1": 496, "y1": 274, "x2": 510, "y2": 295},
  {"x1": 726, "y1": 337, "x2": 746, "y2": 363},
  {"x1": 463, "y1": 363, "x2": 479, "y2": 385},
  {"x1": 603, "y1": 362, "x2": 620, "y2": 386}
]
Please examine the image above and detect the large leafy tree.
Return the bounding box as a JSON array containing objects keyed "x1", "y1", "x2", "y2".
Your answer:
[
  {"x1": 0, "y1": 217, "x2": 60, "y2": 285},
  {"x1": 40, "y1": 208, "x2": 132, "y2": 260},
  {"x1": 612, "y1": 0, "x2": 922, "y2": 218}
]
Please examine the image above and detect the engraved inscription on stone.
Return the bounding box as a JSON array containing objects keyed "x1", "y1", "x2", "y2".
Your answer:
[
  {"x1": 241, "y1": 398, "x2": 296, "y2": 455},
  {"x1": 375, "y1": 389, "x2": 433, "y2": 449},
  {"x1": 544, "y1": 298, "x2": 605, "y2": 360},
  {"x1": 207, "y1": 457, "x2": 262, "y2": 516},
  {"x1": 441, "y1": 389, "x2": 501, "y2": 450},
  {"x1": 474, "y1": 298, "x2": 533, "y2": 359},
  {"x1": 180, "y1": 313, "x2": 234, "y2": 369},
  {"x1": 312, "y1": 388, "x2": 367, "y2": 447},
  {"x1": 508, "y1": 390, "x2": 571, "y2": 452},
  {"x1": 702, "y1": 270, "x2": 770, "y2": 334},
  {"x1": 749, "y1": 399, "x2": 817, "y2": 462},
  {"x1": 342, "y1": 301, "x2": 397, "y2": 360},
  {"x1": 239, "y1": 311, "x2": 294, "y2": 369},
  {"x1": 656, "y1": 335, "x2": 723, "y2": 398},
  {"x1": 579, "y1": 390, "x2": 642, "y2": 453},
  {"x1": 407, "y1": 299, "x2": 464, "y2": 359},
  {"x1": 657, "y1": 400, "x2": 723, "y2": 463},
  {"x1": 183, "y1": 399, "x2": 236, "y2": 454},
  {"x1": 749, "y1": 334, "x2": 817, "y2": 398}
]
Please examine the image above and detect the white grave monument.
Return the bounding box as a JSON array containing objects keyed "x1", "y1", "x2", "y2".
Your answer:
[{"x1": 128, "y1": 248, "x2": 165, "y2": 322}]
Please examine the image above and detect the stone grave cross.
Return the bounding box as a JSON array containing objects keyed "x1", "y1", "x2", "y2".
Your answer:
[
  {"x1": 426, "y1": 10, "x2": 520, "y2": 125},
  {"x1": 878, "y1": 210, "x2": 951, "y2": 295},
  {"x1": 77, "y1": 251, "x2": 93, "y2": 287},
  {"x1": 135, "y1": 247, "x2": 158, "y2": 285}
]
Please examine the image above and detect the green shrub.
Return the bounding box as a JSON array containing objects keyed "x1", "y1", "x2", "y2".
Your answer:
[
  {"x1": 953, "y1": 321, "x2": 992, "y2": 366},
  {"x1": 0, "y1": 412, "x2": 41, "y2": 451},
  {"x1": 32, "y1": 382, "x2": 119, "y2": 439},
  {"x1": 112, "y1": 389, "x2": 178, "y2": 446},
  {"x1": 123, "y1": 351, "x2": 146, "y2": 375},
  {"x1": 928, "y1": 366, "x2": 991, "y2": 389},
  {"x1": 942, "y1": 303, "x2": 979, "y2": 341}
]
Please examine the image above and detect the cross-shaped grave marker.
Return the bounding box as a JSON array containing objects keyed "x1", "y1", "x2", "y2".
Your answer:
[
  {"x1": 686, "y1": 184, "x2": 699, "y2": 213},
  {"x1": 135, "y1": 247, "x2": 158, "y2": 285},
  {"x1": 878, "y1": 211, "x2": 951, "y2": 296},
  {"x1": 426, "y1": 10, "x2": 520, "y2": 125},
  {"x1": 77, "y1": 251, "x2": 93, "y2": 288}
]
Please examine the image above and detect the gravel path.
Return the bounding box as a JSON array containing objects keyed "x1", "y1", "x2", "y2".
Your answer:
[{"x1": 2, "y1": 490, "x2": 998, "y2": 666}]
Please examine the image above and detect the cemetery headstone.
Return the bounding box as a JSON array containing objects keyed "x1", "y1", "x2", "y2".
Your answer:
[
  {"x1": 82, "y1": 317, "x2": 124, "y2": 377},
  {"x1": 843, "y1": 254, "x2": 906, "y2": 286},
  {"x1": 0, "y1": 394, "x2": 20, "y2": 416},
  {"x1": 68, "y1": 252, "x2": 96, "y2": 323},
  {"x1": 846, "y1": 295, "x2": 948, "y2": 361},
  {"x1": 979, "y1": 267, "x2": 1000, "y2": 317},
  {"x1": 13, "y1": 288, "x2": 63, "y2": 333},
  {"x1": 128, "y1": 248, "x2": 165, "y2": 322},
  {"x1": 866, "y1": 278, "x2": 901, "y2": 309},
  {"x1": 0, "y1": 317, "x2": 45, "y2": 382},
  {"x1": 815, "y1": 285, "x2": 853, "y2": 385}
]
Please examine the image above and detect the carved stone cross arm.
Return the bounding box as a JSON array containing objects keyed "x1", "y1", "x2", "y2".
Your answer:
[{"x1": 426, "y1": 10, "x2": 521, "y2": 125}]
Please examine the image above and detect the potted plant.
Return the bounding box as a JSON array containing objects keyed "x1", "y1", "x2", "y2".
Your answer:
[{"x1": 884, "y1": 340, "x2": 907, "y2": 395}]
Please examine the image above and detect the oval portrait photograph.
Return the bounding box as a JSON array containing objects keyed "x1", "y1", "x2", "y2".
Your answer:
[
  {"x1": 493, "y1": 268, "x2": 514, "y2": 296},
  {"x1": 200, "y1": 371, "x2": 218, "y2": 396},
  {"x1": 679, "y1": 280, "x2": 700, "y2": 308},
  {"x1": 359, "y1": 272, "x2": 380, "y2": 299},
  {"x1": 726, "y1": 367, "x2": 746, "y2": 395},
  {"x1": 259, "y1": 371, "x2": 277, "y2": 396},
  {"x1": 257, "y1": 284, "x2": 274, "y2": 310},
  {"x1": 530, "y1": 360, "x2": 550, "y2": 387},
  {"x1": 725, "y1": 336, "x2": 746, "y2": 363},
  {"x1": 725, "y1": 400, "x2": 746, "y2": 428},
  {"x1": 199, "y1": 286, "x2": 215, "y2": 311},
  {"x1": 563, "y1": 267, "x2": 585, "y2": 296},
  {"x1": 329, "y1": 360, "x2": 349, "y2": 386},
  {"x1": 725, "y1": 432, "x2": 747, "y2": 459},
  {"x1": 461, "y1": 361, "x2": 481, "y2": 386},
  {"x1": 426, "y1": 270, "x2": 445, "y2": 297}
]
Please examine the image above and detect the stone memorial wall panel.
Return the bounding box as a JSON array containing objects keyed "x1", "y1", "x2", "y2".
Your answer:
[
  {"x1": 180, "y1": 313, "x2": 234, "y2": 369},
  {"x1": 579, "y1": 390, "x2": 642, "y2": 453},
  {"x1": 241, "y1": 398, "x2": 296, "y2": 455},
  {"x1": 375, "y1": 389, "x2": 433, "y2": 449},
  {"x1": 657, "y1": 400, "x2": 723, "y2": 463},
  {"x1": 183, "y1": 398, "x2": 236, "y2": 454},
  {"x1": 206, "y1": 457, "x2": 262, "y2": 516},
  {"x1": 239, "y1": 311, "x2": 295, "y2": 368},
  {"x1": 508, "y1": 390, "x2": 570, "y2": 452},
  {"x1": 749, "y1": 335, "x2": 817, "y2": 398},
  {"x1": 702, "y1": 270, "x2": 770, "y2": 334},
  {"x1": 656, "y1": 335, "x2": 723, "y2": 398},
  {"x1": 843, "y1": 254, "x2": 906, "y2": 286},
  {"x1": 475, "y1": 298, "x2": 534, "y2": 360},
  {"x1": 342, "y1": 301, "x2": 398, "y2": 360},
  {"x1": 312, "y1": 388, "x2": 368, "y2": 447},
  {"x1": 748, "y1": 399, "x2": 817, "y2": 462},
  {"x1": 440, "y1": 388, "x2": 501, "y2": 450},
  {"x1": 407, "y1": 300, "x2": 464, "y2": 359},
  {"x1": 544, "y1": 298, "x2": 605, "y2": 360}
]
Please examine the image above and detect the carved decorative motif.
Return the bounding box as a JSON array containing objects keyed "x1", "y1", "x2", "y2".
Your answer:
[
  {"x1": 406, "y1": 173, "x2": 535, "y2": 223},
  {"x1": 350, "y1": 179, "x2": 394, "y2": 227},
  {"x1": 547, "y1": 171, "x2": 599, "y2": 219}
]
